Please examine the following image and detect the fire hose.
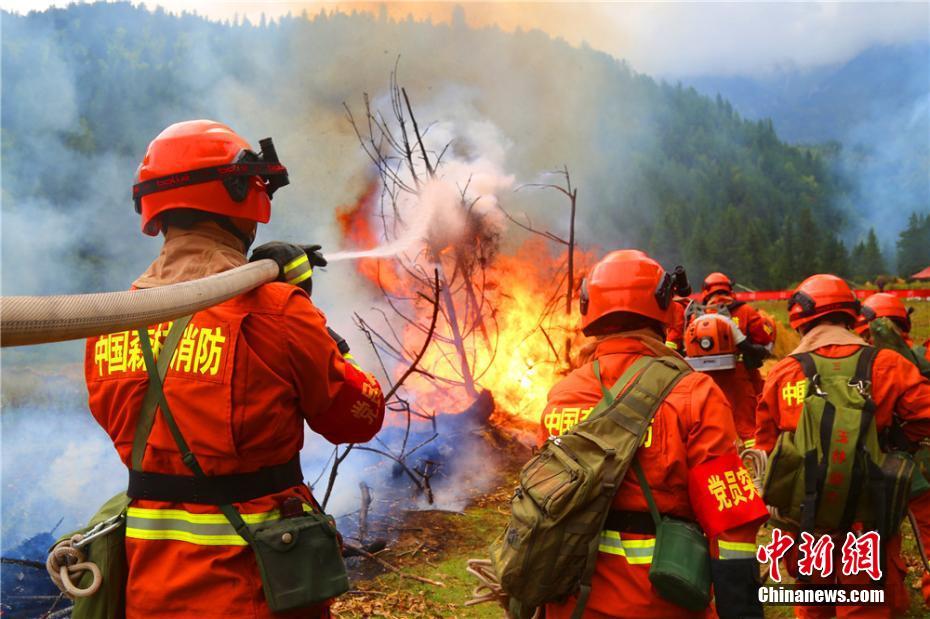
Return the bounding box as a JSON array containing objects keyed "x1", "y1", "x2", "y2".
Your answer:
[{"x1": 0, "y1": 260, "x2": 279, "y2": 347}]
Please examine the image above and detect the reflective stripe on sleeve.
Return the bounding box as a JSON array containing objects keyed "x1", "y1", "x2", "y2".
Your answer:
[
  {"x1": 718, "y1": 539, "x2": 758, "y2": 560},
  {"x1": 742, "y1": 438, "x2": 756, "y2": 448},
  {"x1": 126, "y1": 507, "x2": 281, "y2": 547},
  {"x1": 597, "y1": 530, "x2": 655, "y2": 564},
  {"x1": 283, "y1": 254, "x2": 312, "y2": 285}
]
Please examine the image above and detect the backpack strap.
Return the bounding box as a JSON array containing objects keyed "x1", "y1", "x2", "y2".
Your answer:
[
  {"x1": 572, "y1": 355, "x2": 690, "y2": 618},
  {"x1": 852, "y1": 346, "x2": 877, "y2": 394},
  {"x1": 130, "y1": 316, "x2": 193, "y2": 471},
  {"x1": 135, "y1": 321, "x2": 255, "y2": 545}
]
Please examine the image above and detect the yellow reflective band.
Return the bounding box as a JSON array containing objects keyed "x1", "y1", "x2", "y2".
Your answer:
[
  {"x1": 343, "y1": 353, "x2": 361, "y2": 369},
  {"x1": 289, "y1": 268, "x2": 313, "y2": 285},
  {"x1": 718, "y1": 540, "x2": 758, "y2": 560},
  {"x1": 127, "y1": 507, "x2": 281, "y2": 525},
  {"x1": 665, "y1": 341, "x2": 679, "y2": 350},
  {"x1": 742, "y1": 439, "x2": 756, "y2": 448},
  {"x1": 283, "y1": 254, "x2": 309, "y2": 273},
  {"x1": 126, "y1": 527, "x2": 249, "y2": 546},
  {"x1": 598, "y1": 530, "x2": 655, "y2": 564}
]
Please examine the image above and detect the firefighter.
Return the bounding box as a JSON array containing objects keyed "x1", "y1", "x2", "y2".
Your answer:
[
  {"x1": 857, "y1": 292, "x2": 930, "y2": 608},
  {"x1": 540, "y1": 250, "x2": 768, "y2": 619},
  {"x1": 86, "y1": 120, "x2": 386, "y2": 618},
  {"x1": 687, "y1": 272, "x2": 773, "y2": 447},
  {"x1": 755, "y1": 275, "x2": 930, "y2": 619}
]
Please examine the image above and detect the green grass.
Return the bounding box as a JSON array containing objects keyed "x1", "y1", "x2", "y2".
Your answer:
[{"x1": 333, "y1": 499, "x2": 514, "y2": 617}]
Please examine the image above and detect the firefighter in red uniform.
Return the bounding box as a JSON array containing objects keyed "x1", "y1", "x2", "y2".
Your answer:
[
  {"x1": 755, "y1": 275, "x2": 930, "y2": 619},
  {"x1": 686, "y1": 273, "x2": 773, "y2": 447},
  {"x1": 540, "y1": 250, "x2": 768, "y2": 619},
  {"x1": 85, "y1": 120, "x2": 385, "y2": 618},
  {"x1": 857, "y1": 292, "x2": 930, "y2": 608}
]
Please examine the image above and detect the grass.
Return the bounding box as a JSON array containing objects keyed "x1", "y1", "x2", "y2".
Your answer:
[{"x1": 332, "y1": 468, "x2": 519, "y2": 618}]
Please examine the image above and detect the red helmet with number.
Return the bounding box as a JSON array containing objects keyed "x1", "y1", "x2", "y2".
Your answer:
[
  {"x1": 579, "y1": 250, "x2": 677, "y2": 333},
  {"x1": 133, "y1": 120, "x2": 289, "y2": 236},
  {"x1": 702, "y1": 272, "x2": 734, "y2": 301},
  {"x1": 788, "y1": 274, "x2": 860, "y2": 330},
  {"x1": 861, "y1": 292, "x2": 911, "y2": 333}
]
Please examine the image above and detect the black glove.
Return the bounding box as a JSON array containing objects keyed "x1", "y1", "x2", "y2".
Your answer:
[
  {"x1": 711, "y1": 558, "x2": 763, "y2": 619},
  {"x1": 250, "y1": 242, "x2": 326, "y2": 295},
  {"x1": 737, "y1": 339, "x2": 769, "y2": 370}
]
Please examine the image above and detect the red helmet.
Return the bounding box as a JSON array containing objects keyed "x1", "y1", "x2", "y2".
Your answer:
[
  {"x1": 861, "y1": 292, "x2": 911, "y2": 333},
  {"x1": 788, "y1": 274, "x2": 860, "y2": 330},
  {"x1": 133, "y1": 120, "x2": 288, "y2": 236},
  {"x1": 702, "y1": 272, "x2": 733, "y2": 300},
  {"x1": 579, "y1": 249, "x2": 677, "y2": 333}
]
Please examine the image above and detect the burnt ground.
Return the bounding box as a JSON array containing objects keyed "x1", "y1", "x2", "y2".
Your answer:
[{"x1": 332, "y1": 422, "x2": 529, "y2": 618}]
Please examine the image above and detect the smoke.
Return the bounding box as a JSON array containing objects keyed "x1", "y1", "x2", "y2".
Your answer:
[{"x1": 0, "y1": 6, "x2": 529, "y2": 556}]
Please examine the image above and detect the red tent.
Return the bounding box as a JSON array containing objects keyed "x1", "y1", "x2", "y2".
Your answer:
[{"x1": 912, "y1": 266, "x2": 930, "y2": 280}]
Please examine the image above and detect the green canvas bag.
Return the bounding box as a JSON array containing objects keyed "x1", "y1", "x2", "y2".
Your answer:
[{"x1": 490, "y1": 354, "x2": 693, "y2": 619}]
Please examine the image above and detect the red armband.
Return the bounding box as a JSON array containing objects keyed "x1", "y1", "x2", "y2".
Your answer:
[{"x1": 688, "y1": 452, "x2": 768, "y2": 537}]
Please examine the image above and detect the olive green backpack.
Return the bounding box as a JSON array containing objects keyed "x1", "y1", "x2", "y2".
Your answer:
[
  {"x1": 869, "y1": 317, "x2": 930, "y2": 378},
  {"x1": 763, "y1": 347, "x2": 915, "y2": 545},
  {"x1": 490, "y1": 355, "x2": 704, "y2": 619}
]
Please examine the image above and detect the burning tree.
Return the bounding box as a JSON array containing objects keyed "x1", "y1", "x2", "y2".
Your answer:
[{"x1": 321, "y1": 68, "x2": 588, "y2": 515}]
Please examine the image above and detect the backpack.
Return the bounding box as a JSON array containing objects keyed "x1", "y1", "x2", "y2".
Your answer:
[
  {"x1": 762, "y1": 347, "x2": 914, "y2": 543},
  {"x1": 489, "y1": 355, "x2": 692, "y2": 619},
  {"x1": 869, "y1": 317, "x2": 930, "y2": 378}
]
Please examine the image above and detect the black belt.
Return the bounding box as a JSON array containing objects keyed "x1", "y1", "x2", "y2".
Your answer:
[
  {"x1": 604, "y1": 510, "x2": 700, "y2": 535},
  {"x1": 127, "y1": 455, "x2": 303, "y2": 504},
  {"x1": 604, "y1": 510, "x2": 657, "y2": 535}
]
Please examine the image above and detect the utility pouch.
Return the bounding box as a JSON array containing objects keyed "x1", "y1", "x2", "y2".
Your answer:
[
  {"x1": 250, "y1": 512, "x2": 349, "y2": 612},
  {"x1": 53, "y1": 492, "x2": 130, "y2": 619},
  {"x1": 881, "y1": 451, "x2": 915, "y2": 537},
  {"x1": 632, "y1": 460, "x2": 711, "y2": 612},
  {"x1": 649, "y1": 517, "x2": 711, "y2": 612}
]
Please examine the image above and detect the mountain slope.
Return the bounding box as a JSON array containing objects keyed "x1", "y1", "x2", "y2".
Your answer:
[
  {"x1": 3, "y1": 2, "x2": 856, "y2": 293},
  {"x1": 686, "y1": 41, "x2": 930, "y2": 245}
]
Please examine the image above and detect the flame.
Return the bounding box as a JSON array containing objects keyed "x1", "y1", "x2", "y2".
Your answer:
[
  {"x1": 335, "y1": 178, "x2": 404, "y2": 293},
  {"x1": 337, "y1": 179, "x2": 592, "y2": 426}
]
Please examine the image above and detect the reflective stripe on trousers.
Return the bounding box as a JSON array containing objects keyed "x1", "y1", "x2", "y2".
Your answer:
[
  {"x1": 718, "y1": 539, "x2": 757, "y2": 560},
  {"x1": 126, "y1": 507, "x2": 282, "y2": 546},
  {"x1": 598, "y1": 530, "x2": 655, "y2": 564}
]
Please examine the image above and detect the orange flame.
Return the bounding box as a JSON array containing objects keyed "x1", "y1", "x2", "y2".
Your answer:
[
  {"x1": 338, "y1": 183, "x2": 593, "y2": 426},
  {"x1": 335, "y1": 178, "x2": 404, "y2": 293}
]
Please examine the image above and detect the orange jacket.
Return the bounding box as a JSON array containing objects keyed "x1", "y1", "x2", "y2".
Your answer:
[
  {"x1": 85, "y1": 229, "x2": 385, "y2": 619},
  {"x1": 663, "y1": 298, "x2": 688, "y2": 351},
  {"x1": 755, "y1": 344, "x2": 930, "y2": 453},
  {"x1": 539, "y1": 336, "x2": 764, "y2": 618}
]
